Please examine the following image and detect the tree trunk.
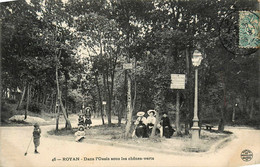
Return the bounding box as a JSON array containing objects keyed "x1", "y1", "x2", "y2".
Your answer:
[
  {"x1": 95, "y1": 75, "x2": 104, "y2": 125},
  {"x1": 65, "y1": 76, "x2": 69, "y2": 128},
  {"x1": 218, "y1": 108, "x2": 225, "y2": 132},
  {"x1": 55, "y1": 104, "x2": 60, "y2": 131},
  {"x1": 175, "y1": 90, "x2": 182, "y2": 136},
  {"x1": 51, "y1": 93, "x2": 54, "y2": 112},
  {"x1": 25, "y1": 84, "x2": 30, "y2": 120},
  {"x1": 185, "y1": 48, "x2": 191, "y2": 135},
  {"x1": 59, "y1": 93, "x2": 71, "y2": 129},
  {"x1": 218, "y1": 73, "x2": 226, "y2": 132},
  {"x1": 107, "y1": 93, "x2": 112, "y2": 125},
  {"x1": 124, "y1": 71, "x2": 133, "y2": 138},
  {"x1": 36, "y1": 89, "x2": 39, "y2": 106},
  {"x1": 16, "y1": 84, "x2": 26, "y2": 110},
  {"x1": 249, "y1": 98, "x2": 254, "y2": 120},
  {"x1": 44, "y1": 94, "x2": 50, "y2": 105},
  {"x1": 106, "y1": 72, "x2": 112, "y2": 126},
  {"x1": 124, "y1": 70, "x2": 128, "y2": 121},
  {"x1": 55, "y1": 52, "x2": 71, "y2": 129},
  {"x1": 132, "y1": 57, "x2": 137, "y2": 112},
  {"x1": 107, "y1": 68, "x2": 115, "y2": 125},
  {"x1": 117, "y1": 96, "x2": 122, "y2": 126},
  {"x1": 151, "y1": 110, "x2": 160, "y2": 138},
  {"x1": 92, "y1": 97, "x2": 97, "y2": 118}
]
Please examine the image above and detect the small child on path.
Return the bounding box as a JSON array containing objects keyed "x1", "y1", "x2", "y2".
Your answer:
[
  {"x1": 33, "y1": 123, "x2": 41, "y2": 154},
  {"x1": 75, "y1": 125, "x2": 86, "y2": 142}
]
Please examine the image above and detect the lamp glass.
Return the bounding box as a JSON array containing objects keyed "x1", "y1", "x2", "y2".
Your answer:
[{"x1": 192, "y1": 50, "x2": 203, "y2": 66}]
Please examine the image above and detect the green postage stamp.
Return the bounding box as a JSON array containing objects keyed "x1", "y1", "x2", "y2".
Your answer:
[{"x1": 239, "y1": 11, "x2": 260, "y2": 48}]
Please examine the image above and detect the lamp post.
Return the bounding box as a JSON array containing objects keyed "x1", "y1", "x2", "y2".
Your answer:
[
  {"x1": 191, "y1": 50, "x2": 203, "y2": 143},
  {"x1": 232, "y1": 103, "x2": 238, "y2": 123}
]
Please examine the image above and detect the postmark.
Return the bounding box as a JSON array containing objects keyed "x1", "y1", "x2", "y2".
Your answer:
[
  {"x1": 241, "y1": 149, "x2": 253, "y2": 162},
  {"x1": 219, "y1": 10, "x2": 258, "y2": 55},
  {"x1": 239, "y1": 11, "x2": 260, "y2": 48}
]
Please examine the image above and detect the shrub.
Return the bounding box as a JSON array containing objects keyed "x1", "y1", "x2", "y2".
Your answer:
[
  {"x1": 5, "y1": 98, "x2": 17, "y2": 104},
  {"x1": 1, "y1": 101, "x2": 14, "y2": 122},
  {"x1": 23, "y1": 102, "x2": 41, "y2": 113}
]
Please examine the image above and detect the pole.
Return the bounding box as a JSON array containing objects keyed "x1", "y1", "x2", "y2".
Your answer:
[
  {"x1": 103, "y1": 103, "x2": 106, "y2": 117},
  {"x1": 192, "y1": 68, "x2": 200, "y2": 143},
  {"x1": 232, "y1": 106, "x2": 236, "y2": 123},
  {"x1": 176, "y1": 90, "x2": 181, "y2": 135}
]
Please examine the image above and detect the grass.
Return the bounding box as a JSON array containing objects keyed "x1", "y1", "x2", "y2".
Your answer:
[{"x1": 47, "y1": 124, "x2": 232, "y2": 153}]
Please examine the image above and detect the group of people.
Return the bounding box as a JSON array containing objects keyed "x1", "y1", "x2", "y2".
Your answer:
[
  {"x1": 30, "y1": 108, "x2": 174, "y2": 152},
  {"x1": 78, "y1": 107, "x2": 92, "y2": 129},
  {"x1": 133, "y1": 110, "x2": 175, "y2": 138},
  {"x1": 75, "y1": 107, "x2": 92, "y2": 142}
]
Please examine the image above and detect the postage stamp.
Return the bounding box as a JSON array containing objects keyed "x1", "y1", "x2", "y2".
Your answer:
[
  {"x1": 219, "y1": 10, "x2": 258, "y2": 55},
  {"x1": 239, "y1": 11, "x2": 260, "y2": 48}
]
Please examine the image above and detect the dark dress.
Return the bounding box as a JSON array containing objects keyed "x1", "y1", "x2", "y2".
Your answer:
[
  {"x1": 78, "y1": 117, "x2": 84, "y2": 126},
  {"x1": 85, "y1": 116, "x2": 92, "y2": 125},
  {"x1": 33, "y1": 128, "x2": 41, "y2": 147},
  {"x1": 85, "y1": 108, "x2": 92, "y2": 125},
  {"x1": 161, "y1": 117, "x2": 174, "y2": 138},
  {"x1": 135, "y1": 120, "x2": 147, "y2": 138}
]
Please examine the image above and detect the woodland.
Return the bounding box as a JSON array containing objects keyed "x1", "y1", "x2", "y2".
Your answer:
[{"x1": 1, "y1": 0, "x2": 259, "y2": 137}]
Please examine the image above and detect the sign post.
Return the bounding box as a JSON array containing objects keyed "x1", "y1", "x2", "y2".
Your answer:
[
  {"x1": 102, "y1": 101, "x2": 107, "y2": 117},
  {"x1": 170, "y1": 74, "x2": 186, "y2": 89},
  {"x1": 170, "y1": 74, "x2": 186, "y2": 136},
  {"x1": 123, "y1": 63, "x2": 133, "y2": 70}
]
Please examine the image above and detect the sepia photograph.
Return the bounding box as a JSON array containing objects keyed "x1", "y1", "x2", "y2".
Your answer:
[{"x1": 0, "y1": 0, "x2": 259, "y2": 166}]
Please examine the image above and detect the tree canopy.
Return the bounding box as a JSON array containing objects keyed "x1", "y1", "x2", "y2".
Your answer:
[{"x1": 1, "y1": 0, "x2": 259, "y2": 132}]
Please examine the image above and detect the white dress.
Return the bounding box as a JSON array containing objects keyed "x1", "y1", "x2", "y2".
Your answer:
[{"x1": 147, "y1": 116, "x2": 156, "y2": 125}]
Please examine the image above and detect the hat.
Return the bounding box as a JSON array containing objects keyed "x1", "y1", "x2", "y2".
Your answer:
[
  {"x1": 78, "y1": 125, "x2": 85, "y2": 131},
  {"x1": 85, "y1": 107, "x2": 91, "y2": 111},
  {"x1": 147, "y1": 110, "x2": 156, "y2": 116},
  {"x1": 137, "y1": 111, "x2": 145, "y2": 117}
]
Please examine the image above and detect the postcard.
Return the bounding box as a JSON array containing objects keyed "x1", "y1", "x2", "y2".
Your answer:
[{"x1": 0, "y1": 0, "x2": 259, "y2": 166}]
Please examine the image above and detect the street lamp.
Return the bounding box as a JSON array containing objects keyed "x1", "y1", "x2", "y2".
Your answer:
[
  {"x1": 232, "y1": 103, "x2": 238, "y2": 123},
  {"x1": 191, "y1": 50, "x2": 203, "y2": 143}
]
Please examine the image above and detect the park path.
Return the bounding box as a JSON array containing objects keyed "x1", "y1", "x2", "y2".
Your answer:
[{"x1": 1, "y1": 119, "x2": 259, "y2": 167}]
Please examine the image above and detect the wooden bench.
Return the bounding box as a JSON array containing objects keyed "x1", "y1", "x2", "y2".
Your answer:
[{"x1": 204, "y1": 124, "x2": 214, "y2": 130}]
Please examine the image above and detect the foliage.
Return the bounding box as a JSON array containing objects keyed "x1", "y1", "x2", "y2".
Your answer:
[{"x1": 1, "y1": 0, "x2": 259, "y2": 131}]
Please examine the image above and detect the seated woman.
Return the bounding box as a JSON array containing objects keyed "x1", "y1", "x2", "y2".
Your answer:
[
  {"x1": 146, "y1": 110, "x2": 161, "y2": 136},
  {"x1": 132, "y1": 111, "x2": 147, "y2": 138},
  {"x1": 160, "y1": 112, "x2": 175, "y2": 138}
]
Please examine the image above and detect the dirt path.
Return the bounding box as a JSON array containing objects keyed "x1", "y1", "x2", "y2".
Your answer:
[{"x1": 1, "y1": 121, "x2": 259, "y2": 167}]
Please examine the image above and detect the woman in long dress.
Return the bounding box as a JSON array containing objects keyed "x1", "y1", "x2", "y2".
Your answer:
[
  {"x1": 132, "y1": 111, "x2": 147, "y2": 138},
  {"x1": 146, "y1": 110, "x2": 162, "y2": 137}
]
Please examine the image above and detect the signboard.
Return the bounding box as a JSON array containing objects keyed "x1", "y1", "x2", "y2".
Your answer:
[
  {"x1": 170, "y1": 74, "x2": 186, "y2": 89},
  {"x1": 123, "y1": 63, "x2": 133, "y2": 69}
]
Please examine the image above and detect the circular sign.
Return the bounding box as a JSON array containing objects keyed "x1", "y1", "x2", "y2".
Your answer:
[
  {"x1": 219, "y1": 10, "x2": 258, "y2": 55},
  {"x1": 241, "y1": 149, "x2": 253, "y2": 162}
]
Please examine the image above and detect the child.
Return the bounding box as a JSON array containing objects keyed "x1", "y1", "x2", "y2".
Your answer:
[
  {"x1": 85, "y1": 107, "x2": 92, "y2": 129},
  {"x1": 85, "y1": 115, "x2": 92, "y2": 129},
  {"x1": 33, "y1": 123, "x2": 41, "y2": 154},
  {"x1": 78, "y1": 114, "x2": 85, "y2": 126},
  {"x1": 74, "y1": 125, "x2": 86, "y2": 142}
]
